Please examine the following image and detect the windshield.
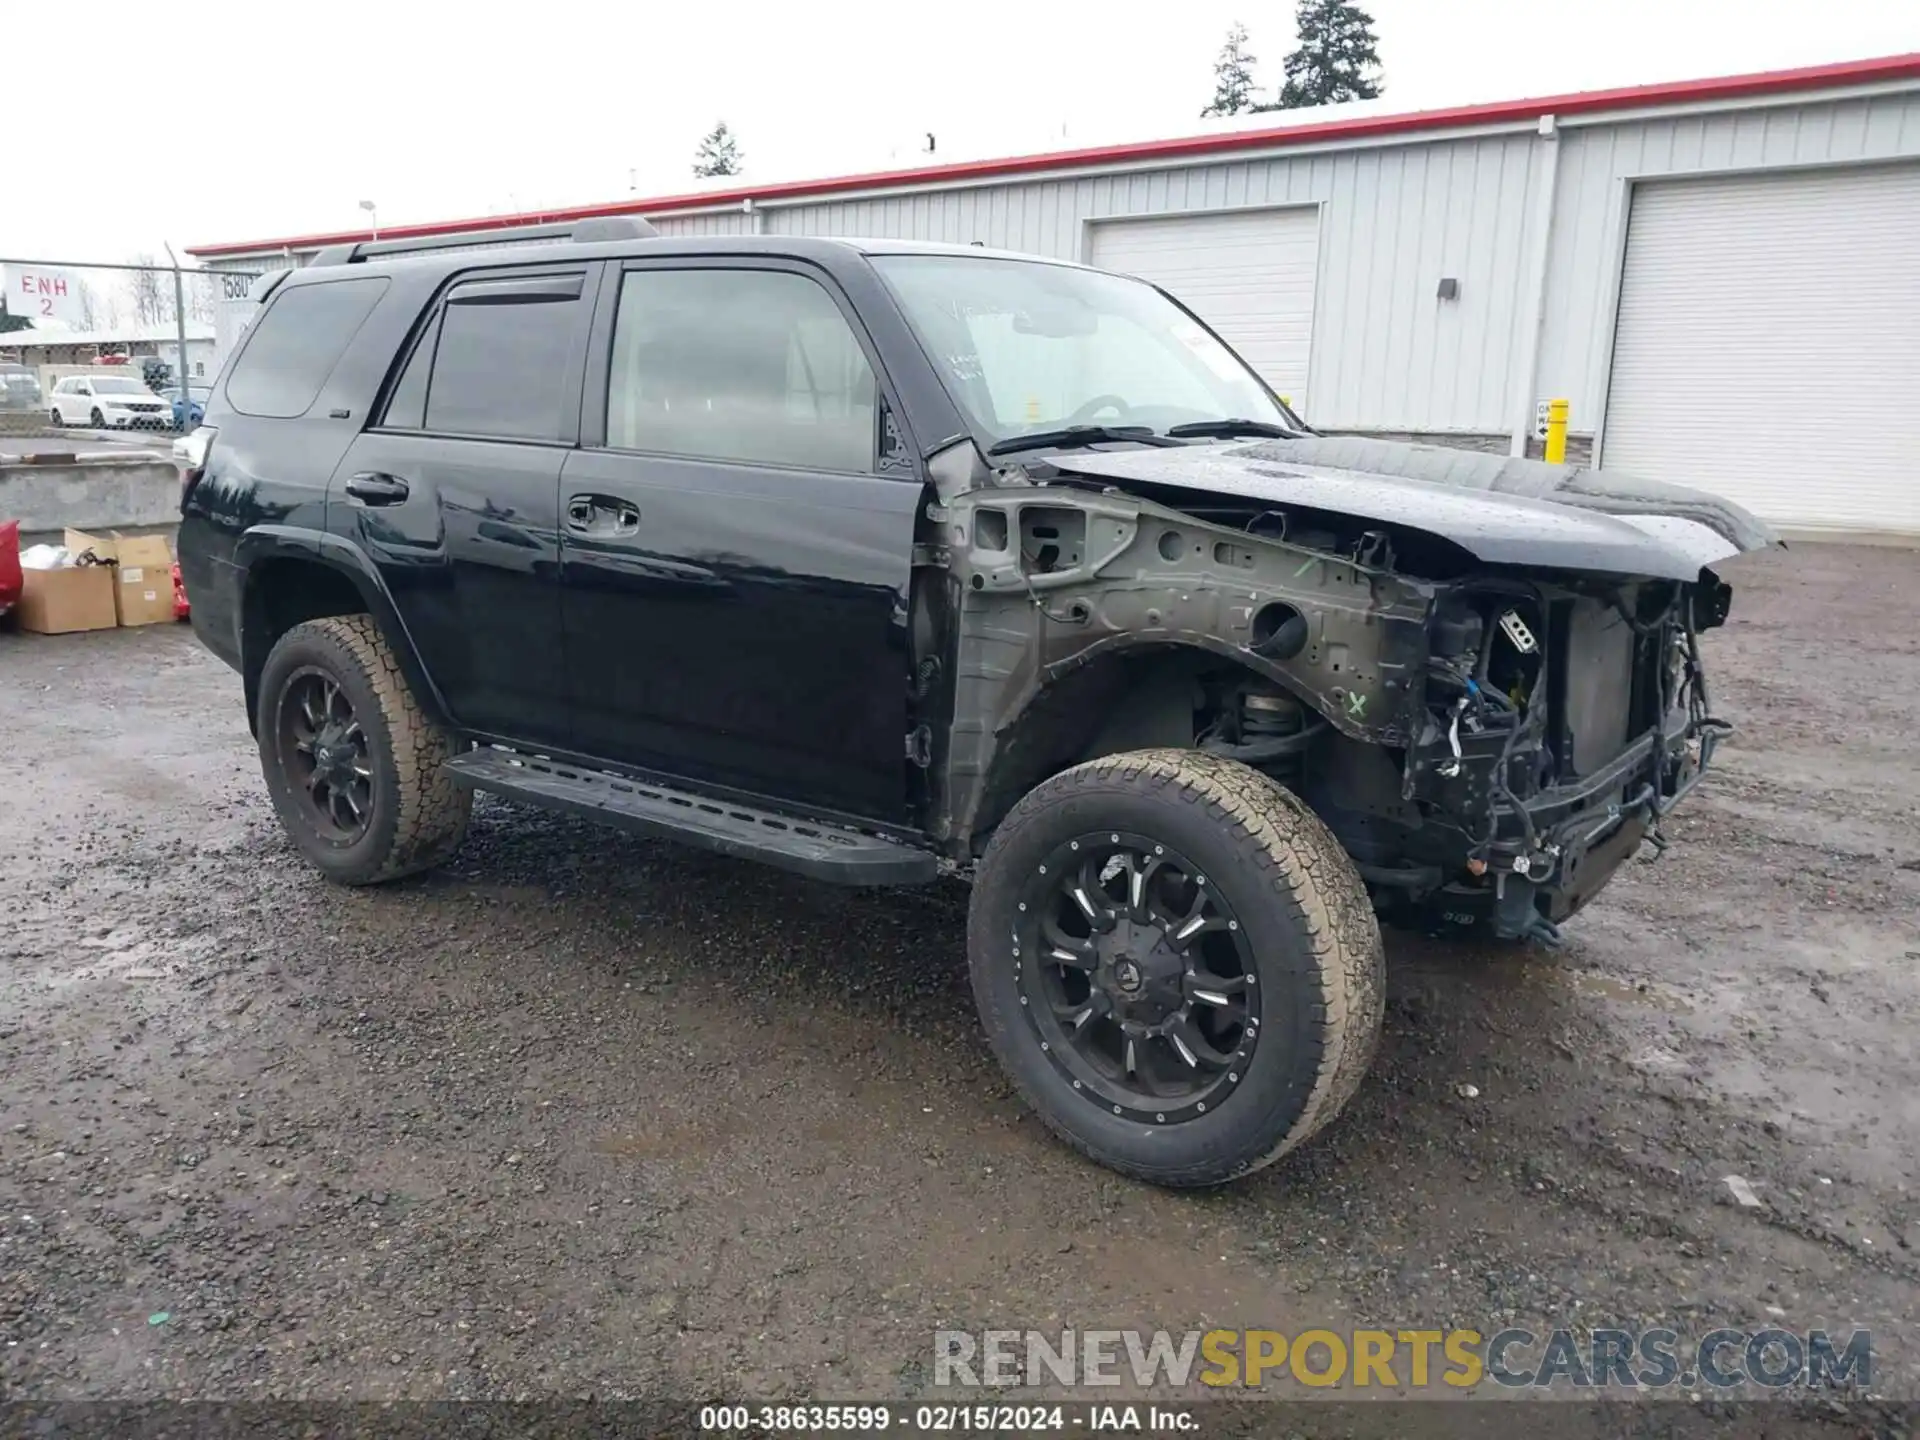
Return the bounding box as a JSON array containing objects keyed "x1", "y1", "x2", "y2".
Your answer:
[
  {"x1": 872, "y1": 254, "x2": 1292, "y2": 446},
  {"x1": 92, "y1": 378, "x2": 149, "y2": 395}
]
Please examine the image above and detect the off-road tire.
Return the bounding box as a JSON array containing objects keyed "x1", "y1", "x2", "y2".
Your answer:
[
  {"x1": 256, "y1": 615, "x2": 471, "y2": 885},
  {"x1": 968, "y1": 748, "x2": 1384, "y2": 1187}
]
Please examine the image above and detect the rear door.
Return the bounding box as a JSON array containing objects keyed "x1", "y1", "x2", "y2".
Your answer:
[
  {"x1": 559, "y1": 259, "x2": 921, "y2": 822},
  {"x1": 327, "y1": 263, "x2": 596, "y2": 750}
]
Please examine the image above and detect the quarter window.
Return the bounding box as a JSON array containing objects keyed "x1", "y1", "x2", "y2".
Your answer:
[
  {"x1": 225, "y1": 277, "x2": 388, "y2": 419},
  {"x1": 606, "y1": 269, "x2": 879, "y2": 473}
]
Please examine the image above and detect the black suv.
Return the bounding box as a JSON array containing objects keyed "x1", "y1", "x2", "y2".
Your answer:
[{"x1": 179, "y1": 218, "x2": 1771, "y2": 1186}]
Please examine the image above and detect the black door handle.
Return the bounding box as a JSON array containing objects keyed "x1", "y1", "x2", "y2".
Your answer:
[{"x1": 344, "y1": 472, "x2": 410, "y2": 505}]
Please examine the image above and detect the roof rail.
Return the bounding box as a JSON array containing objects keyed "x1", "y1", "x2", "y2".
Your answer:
[{"x1": 310, "y1": 215, "x2": 659, "y2": 267}]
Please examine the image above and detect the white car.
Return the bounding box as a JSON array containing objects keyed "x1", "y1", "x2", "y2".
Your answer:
[{"x1": 48, "y1": 375, "x2": 172, "y2": 429}]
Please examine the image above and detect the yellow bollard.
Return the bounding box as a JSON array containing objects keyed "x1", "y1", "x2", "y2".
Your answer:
[{"x1": 1543, "y1": 398, "x2": 1569, "y2": 465}]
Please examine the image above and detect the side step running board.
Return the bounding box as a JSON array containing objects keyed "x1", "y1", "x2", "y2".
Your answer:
[{"x1": 443, "y1": 749, "x2": 938, "y2": 887}]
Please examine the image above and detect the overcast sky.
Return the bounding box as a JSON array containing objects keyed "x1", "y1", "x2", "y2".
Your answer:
[{"x1": 6, "y1": 0, "x2": 1917, "y2": 264}]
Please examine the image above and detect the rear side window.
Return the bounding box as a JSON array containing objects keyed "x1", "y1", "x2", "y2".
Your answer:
[
  {"x1": 224, "y1": 277, "x2": 388, "y2": 419},
  {"x1": 380, "y1": 272, "x2": 585, "y2": 442}
]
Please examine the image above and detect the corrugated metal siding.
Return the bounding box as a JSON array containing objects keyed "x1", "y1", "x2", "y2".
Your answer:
[
  {"x1": 767, "y1": 131, "x2": 1543, "y2": 432},
  {"x1": 192, "y1": 84, "x2": 1920, "y2": 447},
  {"x1": 652, "y1": 210, "x2": 753, "y2": 236},
  {"x1": 1539, "y1": 89, "x2": 1920, "y2": 429},
  {"x1": 205, "y1": 253, "x2": 299, "y2": 276}
]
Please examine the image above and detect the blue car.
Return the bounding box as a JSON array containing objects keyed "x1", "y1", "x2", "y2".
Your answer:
[{"x1": 161, "y1": 384, "x2": 212, "y2": 431}]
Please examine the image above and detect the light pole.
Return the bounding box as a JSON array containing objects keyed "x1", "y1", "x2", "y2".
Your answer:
[{"x1": 359, "y1": 199, "x2": 379, "y2": 241}]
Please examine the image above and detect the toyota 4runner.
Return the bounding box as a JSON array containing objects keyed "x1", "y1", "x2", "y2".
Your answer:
[{"x1": 178, "y1": 218, "x2": 1772, "y2": 1186}]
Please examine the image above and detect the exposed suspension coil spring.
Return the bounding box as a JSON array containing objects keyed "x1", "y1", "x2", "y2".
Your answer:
[{"x1": 1238, "y1": 689, "x2": 1308, "y2": 789}]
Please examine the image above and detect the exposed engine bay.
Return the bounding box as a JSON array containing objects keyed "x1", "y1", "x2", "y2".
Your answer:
[{"x1": 919, "y1": 438, "x2": 1747, "y2": 945}]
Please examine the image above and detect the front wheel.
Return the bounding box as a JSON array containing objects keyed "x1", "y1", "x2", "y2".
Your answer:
[
  {"x1": 967, "y1": 749, "x2": 1384, "y2": 1187},
  {"x1": 256, "y1": 615, "x2": 471, "y2": 885}
]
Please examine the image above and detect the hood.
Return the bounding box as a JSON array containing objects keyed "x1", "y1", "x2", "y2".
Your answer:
[{"x1": 1046, "y1": 434, "x2": 1778, "y2": 582}]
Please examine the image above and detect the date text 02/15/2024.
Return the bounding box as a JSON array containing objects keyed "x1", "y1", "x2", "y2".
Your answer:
[{"x1": 699, "y1": 1405, "x2": 1193, "y2": 1432}]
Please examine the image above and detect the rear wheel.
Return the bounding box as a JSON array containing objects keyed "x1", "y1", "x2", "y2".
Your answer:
[
  {"x1": 49, "y1": 408, "x2": 62, "y2": 427},
  {"x1": 256, "y1": 615, "x2": 471, "y2": 885},
  {"x1": 967, "y1": 748, "x2": 1384, "y2": 1187}
]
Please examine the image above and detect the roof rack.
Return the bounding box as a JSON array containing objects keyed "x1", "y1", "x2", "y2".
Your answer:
[{"x1": 310, "y1": 214, "x2": 658, "y2": 267}]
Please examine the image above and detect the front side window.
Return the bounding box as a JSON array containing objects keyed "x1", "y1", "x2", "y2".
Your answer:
[
  {"x1": 92, "y1": 378, "x2": 147, "y2": 395},
  {"x1": 605, "y1": 268, "x2": 879, "y2": 474},
  {"x1": 872, "y1": 254, "x2": 1288, "y2": 444}
]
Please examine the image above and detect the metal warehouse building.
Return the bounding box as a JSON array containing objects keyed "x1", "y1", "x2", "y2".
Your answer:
[{"x1": 191, "y1": 54, "x2": 1920, "y2": 535}]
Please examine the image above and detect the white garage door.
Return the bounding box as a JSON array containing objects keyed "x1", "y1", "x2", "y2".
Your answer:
[
  {"x1": 1602, "y1": 163, "x2": 1920, "y2": 533},
  {"x1": 1090, "y1": 207, "x2": 1320, "y2": 405}
]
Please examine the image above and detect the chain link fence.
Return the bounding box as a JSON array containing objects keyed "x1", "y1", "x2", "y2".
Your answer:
[{"x1": 2, "y1": 261, "x2": 261, "y2": 439}]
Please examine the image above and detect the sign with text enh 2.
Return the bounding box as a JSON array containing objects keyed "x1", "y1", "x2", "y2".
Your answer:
[{"x1": 5, "y1": 266, "x2": 85, "y2": 325}]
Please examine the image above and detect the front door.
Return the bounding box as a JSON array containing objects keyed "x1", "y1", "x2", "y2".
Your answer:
[
  {"x1": 560, "y1": 260, "x2": 922, "y2": 823},
  {"x1": 327, "y1": 265, "x2": 596, "y2": 751}
]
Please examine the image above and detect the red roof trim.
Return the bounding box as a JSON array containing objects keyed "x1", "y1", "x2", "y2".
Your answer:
[{"x1": 188, "y1": 52, "x2": 1920, "y2": 257}]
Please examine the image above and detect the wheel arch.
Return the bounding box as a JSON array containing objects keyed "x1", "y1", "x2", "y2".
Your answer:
[
  {"x1": 958, "y1": 635, "x2": 1325, "y2": 853},
  {"x1": 236, "y1": 529, "x2": 450, "y2": 736}
]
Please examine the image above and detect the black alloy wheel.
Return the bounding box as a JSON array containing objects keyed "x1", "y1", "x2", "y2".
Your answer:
[
  {"x1": 275, "y1": 667, "x2": 375, "y2": 843},
  {"x1": 1016, "y1": 832, "x2": 1259, "y2": 1125}
]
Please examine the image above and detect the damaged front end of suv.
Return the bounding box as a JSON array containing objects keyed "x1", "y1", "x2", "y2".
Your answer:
[{"x1": 923, "y1": 434, "x2": 1769, "y2": 946}]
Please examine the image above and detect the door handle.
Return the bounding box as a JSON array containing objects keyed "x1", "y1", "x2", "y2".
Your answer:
[
  {"x1": 344, "y1": 472, "x2": 410, "y2": 505},
  {"x1": 565, "y1": 495, "x2": 641, "y2": 535}
]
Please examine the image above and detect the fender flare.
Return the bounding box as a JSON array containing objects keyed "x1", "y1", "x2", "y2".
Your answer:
[{"x1": 234, "y1": 525, "x2": 453, "y2": 731}]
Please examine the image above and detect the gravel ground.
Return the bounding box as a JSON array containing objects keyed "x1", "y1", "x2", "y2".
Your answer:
[{"x1": 1, "y1": 543, "x2": 1916, "y2": 1427}]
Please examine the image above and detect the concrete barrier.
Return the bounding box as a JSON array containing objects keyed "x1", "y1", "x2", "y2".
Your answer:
[{"x1": 0, "y1": 455, "x2": 182, "y2": 534}]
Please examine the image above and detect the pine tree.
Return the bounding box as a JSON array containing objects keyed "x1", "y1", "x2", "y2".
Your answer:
[
  {"x1": 0, "y1": 298, "x2": 30, "y2": 334},
  {"x1": 692, "y1": 122, "x2": 743, "y2": 178},
  {"x1": 1201, "y1": 22, "x2": 1259, "y2": 118},
  {"x1": 1271, "y1": 0, "x2": 1383, "y2": 109}
]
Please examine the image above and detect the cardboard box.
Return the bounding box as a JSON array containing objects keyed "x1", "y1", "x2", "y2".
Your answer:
[
  {"x1": 16, "y1": 562, "x2": 117, "y2": 634},
  {"x1": 63, "y1": 528, "x2": 177, "y2": 627}
]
